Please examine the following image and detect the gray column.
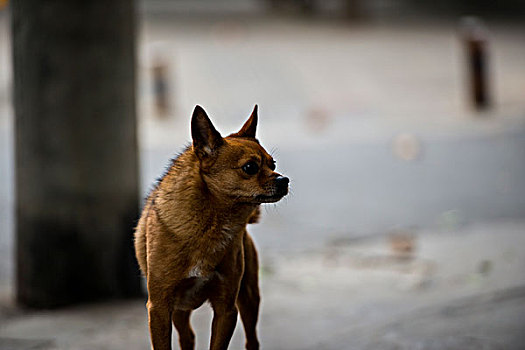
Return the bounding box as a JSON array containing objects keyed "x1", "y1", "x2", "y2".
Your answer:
[{"x1": 12, "y1": 0, "x2": 142, "y2": 308}]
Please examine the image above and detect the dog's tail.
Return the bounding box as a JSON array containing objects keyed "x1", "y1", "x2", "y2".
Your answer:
[{"x1": 247, "y1": 206, "x2": 261, "y2": 224}]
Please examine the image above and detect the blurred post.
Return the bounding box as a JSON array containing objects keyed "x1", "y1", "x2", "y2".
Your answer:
[
  {"x1": 12, "y1": 0, "x2": 142, "y2": 307},
  {"x1": 152, "y1": 55, "x2": 170, "y2": 117},
  {"x1": 461, "y1": 17, "x2": 491, "y2": 110}
]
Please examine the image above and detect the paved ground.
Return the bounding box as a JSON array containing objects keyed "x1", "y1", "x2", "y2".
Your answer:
[
  {"x1": 1, "y1": 7, "x2": 525, "y2": 350},
  {"x1": 1, "y1": 220, "x2": 525, "y2": 349}
]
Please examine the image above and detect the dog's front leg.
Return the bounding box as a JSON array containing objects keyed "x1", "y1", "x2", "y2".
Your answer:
[
  {"x1": 209, "y1": 303, "x2": 238, "y2": 350},
  {"x1": 147, "y1": 298, "x2": 172, "y2": 350},
  {"x1": 208, "y1": 232, "x2": 245, "y2": 350}
]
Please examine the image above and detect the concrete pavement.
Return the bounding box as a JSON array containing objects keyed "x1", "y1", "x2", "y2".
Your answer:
[{"x1": 1, "y1": 220, "x2": 525, "y2": 349}]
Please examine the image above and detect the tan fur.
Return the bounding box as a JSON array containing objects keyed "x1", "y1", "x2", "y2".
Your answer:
[{"x1": 134, "y1": 105, "x2": 288, "y2": 350}]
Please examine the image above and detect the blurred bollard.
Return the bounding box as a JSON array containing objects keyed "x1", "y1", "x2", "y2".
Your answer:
[
  {"x1": 460, "y1": 17, "x2": 491, "y2": 111},
  {"x1": 152, "y1": 55, "x2": 171, "y2": 117}
]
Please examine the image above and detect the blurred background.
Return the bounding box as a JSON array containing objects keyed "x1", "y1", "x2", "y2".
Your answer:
[{"x1": 1, "y1": 0, "x2": 525, "y2": 349}]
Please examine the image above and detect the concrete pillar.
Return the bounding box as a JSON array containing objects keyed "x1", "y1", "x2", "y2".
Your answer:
[{"x1": 12, "y1": 0, "x2": 142, "y2": 308}]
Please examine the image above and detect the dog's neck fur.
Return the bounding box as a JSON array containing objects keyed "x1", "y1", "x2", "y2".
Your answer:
[{"x1": 155, "y1": 149, "x2": 255, "y2": 241}]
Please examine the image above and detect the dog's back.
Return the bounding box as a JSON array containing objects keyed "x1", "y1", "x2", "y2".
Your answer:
[{"x1": 134, "y1": 195, "x2": 152, "y2": 276}]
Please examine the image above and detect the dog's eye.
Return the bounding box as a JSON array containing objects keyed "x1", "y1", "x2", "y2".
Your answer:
[
  {"x1": 242, "y1": 161, "x2": 259, "y2": 175},
  {"x1": 269, "y1": 160, "x2": 276, "y2": 171}
]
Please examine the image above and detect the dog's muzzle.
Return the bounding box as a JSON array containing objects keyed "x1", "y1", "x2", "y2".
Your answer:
[{"x1": 253, "y1": 176, "x2": 289, "y2": 203}]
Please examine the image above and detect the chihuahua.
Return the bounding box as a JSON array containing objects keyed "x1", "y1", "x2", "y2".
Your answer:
[{"x1": 134, "y1": 105, "x2": 289, "y2": 350}]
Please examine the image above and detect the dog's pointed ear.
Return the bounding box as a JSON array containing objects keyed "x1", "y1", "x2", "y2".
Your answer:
[
  {"x1": 231, "y1": 105, "x2": 258, "y2": 139},
  {"x1": 191, "y1": 105, "x2": 224, "y2": 160}
]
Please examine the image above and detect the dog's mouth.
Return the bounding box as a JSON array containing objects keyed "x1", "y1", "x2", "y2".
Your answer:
[
  {"x1": 254, "y1": 194, "x2": 283, "y2": 203},
  {"x1": 253, "y1": 188, "x2": 288, "y2": 204}
]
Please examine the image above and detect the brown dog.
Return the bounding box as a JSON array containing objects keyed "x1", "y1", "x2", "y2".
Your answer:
[{"x1": 134, "y1": 105, "x2": 289, "y2": 350}]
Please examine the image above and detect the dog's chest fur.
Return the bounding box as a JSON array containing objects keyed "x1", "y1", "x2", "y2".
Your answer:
[
  {"x1": 172, "y1": 224, "x2": 241, "y2": 310},
  {"x1": 185, "y1": 223, "x2": 240, "y2": 278}
]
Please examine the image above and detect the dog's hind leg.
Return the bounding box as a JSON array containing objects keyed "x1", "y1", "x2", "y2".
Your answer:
[
  {"x1": 172, "y1": 310, "x2": 195, "y2": 350},
  {"x1": 237, "y1": 232, "x2": 260, "y2": 350}
]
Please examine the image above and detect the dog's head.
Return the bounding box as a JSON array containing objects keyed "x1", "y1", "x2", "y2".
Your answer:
[{"x1": 191, "y1": 105, "x2": 289, "y2": 204}]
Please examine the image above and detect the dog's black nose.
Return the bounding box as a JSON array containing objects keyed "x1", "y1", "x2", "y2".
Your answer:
[{"x1": 275, "y1": 176, "x2": 289, "y2": 189}]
